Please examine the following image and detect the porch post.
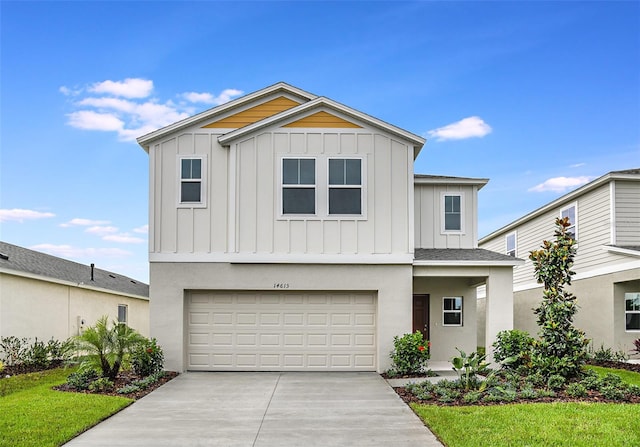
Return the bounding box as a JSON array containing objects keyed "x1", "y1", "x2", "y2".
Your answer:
[{"x1": 484, "y1": 267, "x2": 514, "y2": 364}]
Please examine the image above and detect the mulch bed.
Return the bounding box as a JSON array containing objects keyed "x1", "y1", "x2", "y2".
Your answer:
[{"x1": 391, "y1": 360, "x2": 640, "y2": 407}]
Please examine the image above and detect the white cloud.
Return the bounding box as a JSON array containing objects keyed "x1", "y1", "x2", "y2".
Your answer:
[
  {"x1": 528, "y1": 176, "x2": 592, "y2": 193},
  {"x1": 133, "y1": 225, "x2": 148, "y2": 234},
  {"x1": 30, "y1": 244, "x2": 132, "y2": 259},
  {"x1": 570, "y1": 163, "x2": 586, "y2": 168},
  {"x1": 63, "y1": 79, "x2": 243, "y2": 142},
  {"x1": 103, "y1": 234, "x2": 146, "y2": 244},
  {"x1": 60, "y1": 218, "x2": 111, "y2": 227},
  {"x1": 0, "y1": 209, "x2": 55, "y2": 223},
  {"x1": 85, "y1": 225, "x2": 119, "y2": 236},
  {"x1": 89, "y1": 78, "x2": 154, "y2": 98},
  {"x1": 427, "y1": 116, "x2": 492, "y2": 141}
]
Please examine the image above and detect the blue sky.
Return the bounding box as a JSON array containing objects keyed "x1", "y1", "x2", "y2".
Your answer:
[{"x1": 1, "y1": 1, "x2": 638, "y2": 283}]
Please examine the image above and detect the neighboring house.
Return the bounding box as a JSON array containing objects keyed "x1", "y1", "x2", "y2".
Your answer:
[
  {"x1": 137, "y1": 82, "x2": 521, "y2": 373},
  {"x1": 479, "y1": 169, "x2": 640, "y2": 352},
  {"x1": 0, "y1": 241, "x2": 150, "y2": 341}
]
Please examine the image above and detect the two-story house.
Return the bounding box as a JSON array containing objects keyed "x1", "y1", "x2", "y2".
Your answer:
[
  {"x1": 137, "y1": 82, "x2": 520, "y2": 373},
  {"x1": 479, "y1": 169, "x2": 640, "y2": 352}
]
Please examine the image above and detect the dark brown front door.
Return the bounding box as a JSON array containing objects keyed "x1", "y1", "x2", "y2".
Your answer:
[{"x1": 413, "y1": 294, "x2": 430, "y2": 340}]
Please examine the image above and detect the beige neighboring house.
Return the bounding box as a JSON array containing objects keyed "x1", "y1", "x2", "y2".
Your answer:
[
  {"x1": 479, "y1": 169, "x2": 640, "y2": 352},
  {"x1": 0, "y1": 241, "x2": 150, "y2": 341},
  {"x1": 137, "y1": 82, "x2": 521, "y2": 373}
]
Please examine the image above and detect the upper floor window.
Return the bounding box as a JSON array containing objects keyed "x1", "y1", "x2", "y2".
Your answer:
[
  {"x1": 282, "y1": 158, "x2": 316, "y2": 214},
  {"x1": 118, "y1": 304, "x2": 128, "y2": 325},
  {"x1": 506, "y1": 232, "x2": 517, "y2": 257},
  {"x1": 625, "y1": 292, "x2": 640, "y2": 331},
  {"x1": 561, "y1": 203, "x2": 577, "y2": 239},
  {"x1": 443, "y1": 193, "x2": 463, "y2": 232},
  {"x1": 443, "y1": 297, "x2": 463, "y2": 326},
  {"x1": 328, "y1": 158, "x2": 362, "y2": 215},
  {"x1": 179, "y1": 157, "x2": 206, "y2": 206}
]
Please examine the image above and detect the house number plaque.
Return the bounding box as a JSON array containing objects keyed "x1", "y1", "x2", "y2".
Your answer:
[{"x1": 273, "y1": 283, "x2": 290, "y2": 289}]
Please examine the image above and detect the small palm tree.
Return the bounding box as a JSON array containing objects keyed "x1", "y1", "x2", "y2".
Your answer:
[{"x1": 74, "y1": 316, "x2": 145, "y2": 381}]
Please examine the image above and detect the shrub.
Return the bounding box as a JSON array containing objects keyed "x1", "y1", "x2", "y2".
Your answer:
[
  {"x1": 529, "y1": 217, "x2": 589, "y2": 379},
  {"x1": 131, "y1": 338, "x2": 164, "y2": 377},
  {"x1": 406, "y1": 381, "x2": 435, "y2": 400},
  {"x1": 451, "y1": 348, "x2": 489, "y2": 391},
  {"x1": 601, "y1": 385, "x2": 626, "y2": 401},
  {"x1": 88, "y1": 377, "x2": 114, "y2": 392},
  {"x1": 0, "y1": 336, "x2": 28, "y2": 366},
  {"x1": 67, "y1": 369, "x2": 99, "y2": 390},
  {"x1": 566, "y1": 382, "x2": 587, "y2": 398},
  {"x1": 525, "y1": 371, "x2": 546, "y2": 388},
  {"x1": 462, "y1": 391, "x2": 482, "y2": 404},
  {"x1": 631, "y1": 339, "x2": 640, "y2": 357},
  {"x1": 23, "y1": 338, "x2": 50, "y2": 369},
  {"x1": 591, "y1": 344, "x2": 629, "y2": 362},
  {"x1": 492, "y1": 329, "x2": 534, "y2": 369},
  {"x1": 388, "y1": 331, "x2": 430, "y2": 376},
  {"x1": 547, "y1": 374, "x2": 566, "y2": 390},
  {"x1": 580, "y1": 374, "x2": 601, "y2": 391},
  {"x1": 519, "y1": 385, "x2": 538, "y2": 399}
]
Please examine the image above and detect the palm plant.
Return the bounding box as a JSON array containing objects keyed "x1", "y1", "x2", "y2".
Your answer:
[{"x1": 74, "y1": 316, "x2": 145, "y2": 381}]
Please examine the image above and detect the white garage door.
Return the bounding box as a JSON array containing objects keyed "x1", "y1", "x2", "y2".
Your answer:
[{"x1": 186, "y1": 291, "x2": 376, "y2": 371}]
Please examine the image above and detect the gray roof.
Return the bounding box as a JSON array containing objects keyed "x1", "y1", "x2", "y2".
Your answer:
[
  {"x1": 414, "y1": 248, "x2": 522, "y2": 263},
  {"x1": 0, "y1": 241, "x2": 149, "y2": 298}
]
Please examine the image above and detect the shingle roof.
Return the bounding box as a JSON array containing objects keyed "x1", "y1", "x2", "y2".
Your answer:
[
  {"x1": 414, "y1": 248, "x2": 522, "y2": 264},
  {"x1": 0, "y1": 241, "x2": 148, "y2": 298}
]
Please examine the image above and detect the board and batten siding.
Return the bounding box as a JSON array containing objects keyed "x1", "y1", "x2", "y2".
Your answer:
[
  {"x1": 414, "y1": 184, "x2": 479, "y2": 249},
  {"x1": 149, "y1": 127, "x2": 413, "y2": 257},
  {"x1": 615, "y1": 180, "x2": 640, "y2": 246}
]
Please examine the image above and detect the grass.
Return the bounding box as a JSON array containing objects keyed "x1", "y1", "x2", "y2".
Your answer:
[
  {"x1": 411, "y1": 365, "x2": 640, "y2": 447},
  {"x1": 0, "y1": 367, "x2": 132, "y2": 447},
  {"x1": 412, "y1": 402, "x2": 640, "y2": 447}
]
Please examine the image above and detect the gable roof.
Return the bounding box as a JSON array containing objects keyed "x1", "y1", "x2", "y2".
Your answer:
[
  {"x1": 137, "y1": 82, "x2": 426, "y2": 157},
  {"x1": 0, "y1": 241, "x2": 149, "y2": 299},
  {"x1": 480, "y1": 168, "x2": 640, "y2": 243}
]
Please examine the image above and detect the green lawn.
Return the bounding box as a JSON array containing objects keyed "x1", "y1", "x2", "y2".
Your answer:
[
  {"x1": 412, "y1": 366, "x2": 640, "y2": 447},
  {"x1": 0, "y1": 368, "x2": 132, "y2": 447}
]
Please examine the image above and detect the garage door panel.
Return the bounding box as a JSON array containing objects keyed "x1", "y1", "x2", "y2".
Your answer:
[{"x1": 187, "y1": 292, "x2": 376, "y2": 371}]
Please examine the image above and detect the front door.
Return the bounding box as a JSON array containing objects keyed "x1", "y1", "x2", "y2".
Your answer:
[{"x1": 412, "y1": 294, "x2": 430, "y2": 340}]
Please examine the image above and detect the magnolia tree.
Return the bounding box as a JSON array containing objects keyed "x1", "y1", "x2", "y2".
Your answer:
[{"x1": 529, "y1": 217, "x2": 589, "y2": 378}]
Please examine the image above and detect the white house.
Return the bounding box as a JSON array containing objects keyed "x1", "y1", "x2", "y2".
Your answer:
[
  {"x1": 479, "y1": 169, "x2": 640, "y2": 352},
  {"x1": 137, "y1": 82, "x2": 521, "y2": 372},
  {"x1": 0, "y1": 241, "x2": 150, "y2": 341}
]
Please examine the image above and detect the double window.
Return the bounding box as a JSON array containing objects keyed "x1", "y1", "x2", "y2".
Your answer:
[
  {"x1": 442, "y1": 193, "x2": 463, "y2": 232},
  {"x1": 625, "y1": 293, "x2": 640, "y2": 331},
  {"x1": 179, "y1": 156, "x2": 206, "y2": 206},
  {"x1": 443, "y1": 297, "x2": 463, "y2": 326},
  {"x1": 281, "y1": 157, "x2": 363, "y2": 217}
]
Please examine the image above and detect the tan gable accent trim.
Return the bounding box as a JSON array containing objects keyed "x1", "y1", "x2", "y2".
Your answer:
[
  {"x1": 202, "y1": 96, "x2": 300, "y2": 128},
  {"x1": 283, "y1": 111, "x2": 362, "y2": 128}
]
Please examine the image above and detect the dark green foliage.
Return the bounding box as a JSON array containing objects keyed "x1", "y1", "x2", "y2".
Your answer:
[
  {"x1": 66, "y1": 369, "x2": 99, "y2": 390},
  {"x1": 519, "y1": 385, "x2": 538, "y2": 399},
  {"x1": 388, "y1": 331, "x2": 430, "y2": 376},
  {"x1": 131, "y1": 338, "x2": 164, "y2": 377},
  {"x1": 529, "y1": 217, "x2": 590, "y2": 379},
  {"x1": 88, "y1": 377, "x2": 114, "y2": 392},
  {"x1": 116, "y1": 371, "x2": 166, "y2": 394},
  {"x1": 591, "y1": 344, "x2": 629, "y2": 362},
  {"x1": 451, "y1": 348, "x2": 489, "y2": 391},
  {"x1": 492, "y1": 329, "x2": 534, "y2": 370},
  {"x1": 0, "y1": 336, "x2": 74, "y2": 370},
  {"x1": 547, "y1": 374, "x2": 566, "y2": 390},
  {"x1": 566, "y1": 382, "x2": 587, "y2": 398}
]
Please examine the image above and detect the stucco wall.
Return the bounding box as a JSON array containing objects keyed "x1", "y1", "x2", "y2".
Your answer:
[
  {"x1": 149, "y1": 262, "x2": 413, "y2": 373},
  {"x1": 0, "y1": 273, "x2": 149, "y2": 341}
]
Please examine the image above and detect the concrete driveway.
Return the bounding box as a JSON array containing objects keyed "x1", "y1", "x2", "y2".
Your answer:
[{"x1": 64, "y1": 372, "x2": 442, "y2": 447}]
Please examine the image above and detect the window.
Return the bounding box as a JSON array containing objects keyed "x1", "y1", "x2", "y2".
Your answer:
[
  {"x1": 561, "y1": 204, "x2": 577, "y2": 239},
  {"x1": 443, "y1": 297, "x2": 463, "y2": 326},
  {"x1": 625, "y1": 293, "x2": 640, "y2": 331},
  {"x1": 179, "y1": 157, "x2": 204, "y2": 205},
  {"x1": 328, "y1": 158, "x2": 362, "y2": 215},
  {"x1": 282, "y1": 158, "x2": 316, "y2": 214},
  {"x1": 506, "y1": 232, "x2": 517, "y2": 257},
  {"x1": 443, "y1": 194, "x2": 462, "y2": 232},
  {"x1": 117, "y1": 304, "x2": 128, "y2": 325}
]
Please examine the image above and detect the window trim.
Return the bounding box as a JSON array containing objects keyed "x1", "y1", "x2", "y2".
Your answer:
[
  {"x1": 560, "y1": 202, "x2": 578, "y2": 240},
  {"x1": 441, "y1": 192, "x2": 465, "y2": 234},
  {"x1": 177, "y1": 155, "x2": 207, "y2": 208},
  {"x1": 625, "y1": 292, "x2": 640, "y2": 332},
  {"x1": 280, "y1": 156, "x2": 317, "y2": 217},
  {"x1": 506, "y1": 231, "x2": 517, "y2": 257},
  {"x1": 117, "y1": 304, "x2": 128, "y2": 325},
  {"x1": 442, "y1": 296, "x2": 463, "y2": 327},
  {"x1": 327, "y1": 156, "x2": 364, "y2": 217}
]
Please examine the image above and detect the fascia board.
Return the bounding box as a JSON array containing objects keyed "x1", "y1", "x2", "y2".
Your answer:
[
  {"x1": 136, "y1": 82, "x2": 317, "y2": 150},
  {"x1": 414, "y1": 177, "x2": 490, "y2": 188},
  {"x1": 413, "y1": 259, "x2": 524, "y2": 267},
  {"x1": 604, "y1": 245, "x2": 640, "y2": 258},
  {"x1": 217, "y1": 96, "x2": 426, "y2": 149}
]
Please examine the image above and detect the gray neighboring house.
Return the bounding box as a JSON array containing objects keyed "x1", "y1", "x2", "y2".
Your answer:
[
  {"x1": 479, "y1": 169, "x2": 640, "y2": 352},
  {"x1": 0, "y1": 241, "x2": 150, "y2": 341}
]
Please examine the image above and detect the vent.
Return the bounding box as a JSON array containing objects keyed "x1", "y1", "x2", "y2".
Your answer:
[
  {"x1": 0, "y1": 253, "x2": 8, "y2": 261},
  {"x1": 109, "y1": 274, "x2": 116, "y2": 279}
]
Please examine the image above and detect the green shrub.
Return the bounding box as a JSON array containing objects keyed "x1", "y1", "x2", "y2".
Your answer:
[
  {"x1": 493, "y1": 329, "x2": 534, "y2": 369},
  {"x1": 519, "y1": 385, "x2": 538, "y2": 399},
  {"x1": 451, "y1": 348, "x2": 488, "y2": 391},
  {"x1": 601, "y1": 385, "x2": 626, "y2": 401},
  {"x1": 591, "y1": 344, "x2": 629, "y2": 362},
  {"x1": 88, "y1": 377, "x2": 114, "y2": 392},
  {"x1": 66, "y1": 369, "x2": 99, "y2": 390},
  {"x1": 131, "y1": 338, "x2": 164, "y2": 377},
  {"x1": 0, "y1": 336, "x2": 28, "y2": 366},
  {"x1": 566, "y1": 382, "x2": 587, "y2": 398},
  {"x1": 580, "y1": 374, "x2": 601, "y2": 391},
  {"x1": 537, "y1": 389, "x2": 556, "y2": 398},
  {"x1": 388, "y1": 331, "x2": 430, "y2": 376},
  {"x1": 525, "y1": 371, "x2": 546, "y2": 388},
  {"x1": 462, "y1": 390, "x2": 482, "y2": 404},
  {"x1": 406, "y1": 381, "x2": 435, "y2": 400},
  {"x1": 547, "y1": 374, "x2": 566, "y2": 390}
]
